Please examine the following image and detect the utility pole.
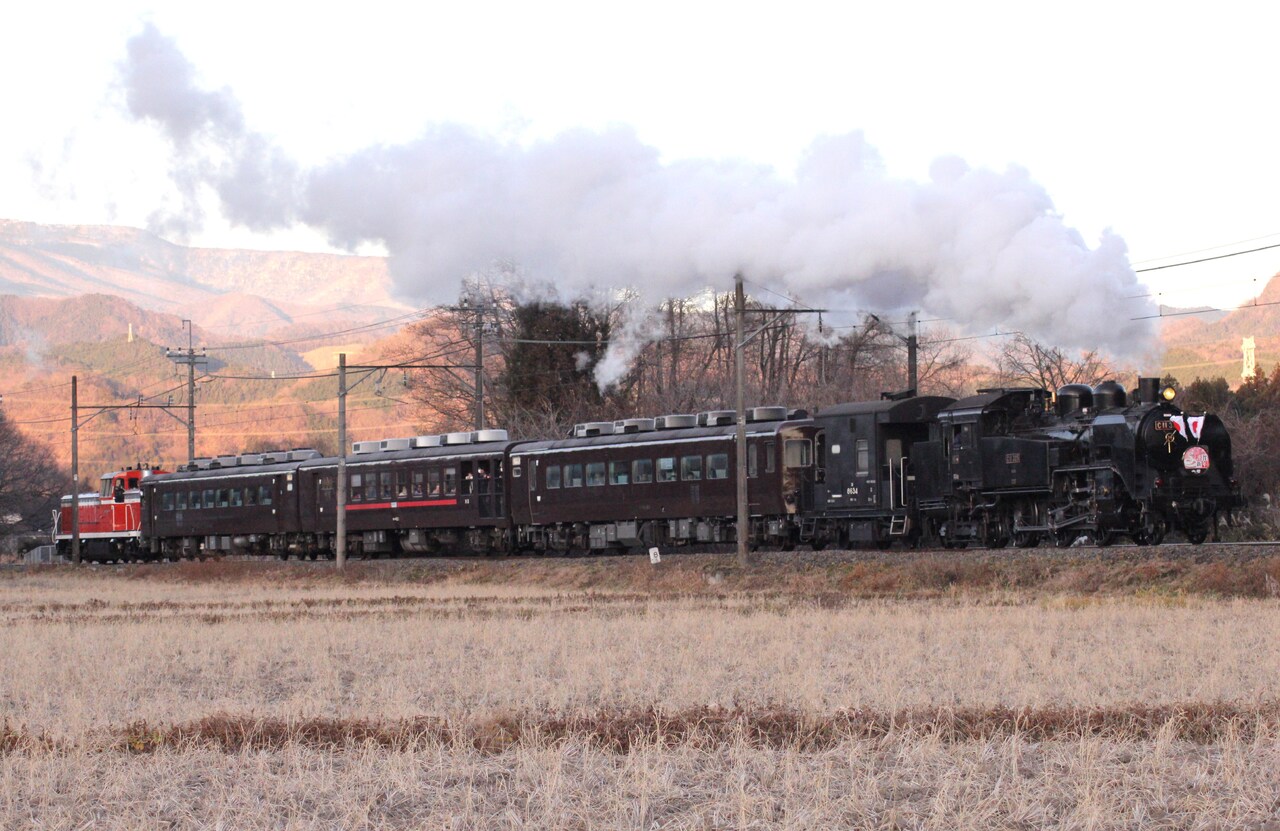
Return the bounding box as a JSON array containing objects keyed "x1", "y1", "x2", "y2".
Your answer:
[
  {"x1": 336, "y1": 353, "x2": 347, "y2": 570},
  {"x1": 906, "y1": 311, "x2": 918, "y2": 394},
  {"x1": 734, "y1": 275, "x2": 750, "y2": 567},
  {"x1": 70, "y1": 375, "x2": 80, "y2": 566},
  {"x1": 164, "y1": 320, "x2": 207, "y2": 464},
  {"x1": 474, "y1": 304, "x2": 485, "y2": 430}
]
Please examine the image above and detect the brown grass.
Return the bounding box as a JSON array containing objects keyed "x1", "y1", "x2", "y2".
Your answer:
[{"x1": 4, "y1": 560, "x2": 1280, "y2": 828}]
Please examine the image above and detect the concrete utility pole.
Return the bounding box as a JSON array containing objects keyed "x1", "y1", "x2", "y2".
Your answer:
[
  {"x1": 734, "y1": 275, "x2": 750, "y2": 567},
  {"x1": 474, "y1": 304, "x2": 485, "y2": 431},
  {"x1": 336, "y1": 353, "x2": 347, "y2": 570},
  {"x1": 70, "y1": 375, "x2": 80, "y2": 566},
  {"x1": 164, "y1": 320, "x2": 207, "y2": 464}
]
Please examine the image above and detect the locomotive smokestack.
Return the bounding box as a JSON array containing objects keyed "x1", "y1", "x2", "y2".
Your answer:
[{"x1": 1136, "y1": 377, "x2": 1161, "y2": 404}]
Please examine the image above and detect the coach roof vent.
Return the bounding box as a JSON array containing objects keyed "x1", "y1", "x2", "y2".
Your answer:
[
  {"x1": 379, "y1": 438, "x2": 412, "y2": 452},
  {"x1": 655, "y1": 414, "x2": 698, "y2": 430},
  {"x1": 353, "y1": 440, "x2": 382, "y2": 454},
  {"x1": 697, "y1": 410, "x2": 735, "y2": 427},
  {"x1": 473, "y1": 429, "x2": 509, "y2": 443},
  {"x1": 573, "y1": 421, "x2": 615, "y2": 438},
  {"x1": 411, "y1": 435, "x2": 443, "y2": 448},
  {"x1": 288, "y1": 448, "x2": 322, "y2": 461},
  {"x1": 216, "y1": 455, "x2": 239, "y2": 467},
  {"x1": 238, "y1": 453, "x2": 263, "y2": 465},
  {"x1": 615, "y1": 418, "x2": 656, "y2": 433},
  {"x1": 747, "y1": 406, "x2": 788, "y2": 423},
  {"x1": 444, "y1": 431, "x2": 474, "y2": 445}
]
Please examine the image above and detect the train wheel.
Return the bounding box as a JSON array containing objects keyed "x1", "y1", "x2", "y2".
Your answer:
[
  {"x1": 1186, "y1": 526, "x2": 1209, "y2": 545},
  {"x1": 1013, "y1": 532, "x2": 1040, "y2": 549}
]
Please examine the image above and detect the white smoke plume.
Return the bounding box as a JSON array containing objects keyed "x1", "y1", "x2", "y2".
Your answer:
[{"x1": 119, "y1": 25, "x2": 1157, "y2": 386}]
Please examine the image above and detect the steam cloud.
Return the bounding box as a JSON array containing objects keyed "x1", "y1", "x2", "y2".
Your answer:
[{"x1": 120, "y1": 24, "x2": 1157, "y2": 386}]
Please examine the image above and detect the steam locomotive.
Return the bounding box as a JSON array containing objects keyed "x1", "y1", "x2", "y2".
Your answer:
[{"x1": 54, "y1": 377, "x2": 1242, "y2": 561}]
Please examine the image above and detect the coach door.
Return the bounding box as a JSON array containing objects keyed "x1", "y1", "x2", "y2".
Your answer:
[{"x1": 476, "y1": 459, "x2": 497, "y2": 518}]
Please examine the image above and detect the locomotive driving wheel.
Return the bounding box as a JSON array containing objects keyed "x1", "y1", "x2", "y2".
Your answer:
[
  {"x1": 1185, "y1": 525, "x2": 1209, "y2": 545},
  {"x1": 1133, "y1": 509, "x2": 1167, "y2": 546}
]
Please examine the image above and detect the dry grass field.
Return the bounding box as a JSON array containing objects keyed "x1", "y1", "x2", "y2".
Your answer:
[{"x1": 3, "y1": 548, "x2": 1280, "y2": 829}]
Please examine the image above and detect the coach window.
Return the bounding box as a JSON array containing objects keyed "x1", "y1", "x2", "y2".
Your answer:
[
  {"x1": 855, "y1": 439, "x2": 870, "y2": 477},
  {"x1": 230, "y1": 487, "x2": 243, "y2": 508},
  {"x1": 246, "y1": 485, "x2": 259, "y2": 507},
  {"x1": 176, "y1": 491, "x2": 187, "y2": 510},
  {"x1": 681, "y1": 455, "x2": 703, "y2": 481},
  {"x1": 609, "y1": 461, "x2": 629, "y2": 485},
  {"x1": 632, "y1": 459, "x2": 653, "y2": 484},
  {"x1": 380, "y1": 471, "x2": 394, "y2": 500},
  {"x1": 546, "y1": 465, "x2": 562, "y2": 489},
  {"x1": 427, "y1": 468, "x2": 442, "y2": 496},
  {"x1": 748, "y1": 444, "x2": 758, "y2": 478},
  {"x1": 565, "y1": 463, "x2": 584, "y2": 488},
  {"x1": 707, "y1": 453, "x2": 729, "y2": 480},
  {"x1": 350, "y1": 474, "x2": 364, "y2": 502},
  {"x1": 657, "y1": 457, "x2": 677, "y2": 482},
  {"x1": 214, "y1": 489, "x2": 228, "y2": 508},
  {"x1": 188, "y1": 490, "x2": 200, "y2": 510},
  {"x1": 765, "y1": 441, "x2": 776, "y2": 473},
  {"x1": 201, "y1": 489, "x2": 214, "y2": 509},
  {"x1": 412, "y1": 471, "x2": 425, "y2": 498},
  {"x1": 161, "y1": 492, "x2": 174, "y2": 511},
  {"x1": 259, "y1": 484, "x2": 273, "y2": 506},
  {"x1": 444, "y1": 467, "x2": 458, "y2": 496},
  {"x1": 784, "y1": 439, "x2": 812, "y2": 467},
  {"x1": 395, "y1": 470, "x2": 410, "y2": 498},
  {"x1": 587, "y1": 462, "x2": 607, "y2": 487}
]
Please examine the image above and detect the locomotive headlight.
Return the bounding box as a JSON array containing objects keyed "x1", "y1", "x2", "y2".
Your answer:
[
  {"x1": 1182, "y1": 445, "x2": 1210, "y2": 472},
  {"x1": 1160, "y1": 385, "x2": 1178, "y2": 402}
]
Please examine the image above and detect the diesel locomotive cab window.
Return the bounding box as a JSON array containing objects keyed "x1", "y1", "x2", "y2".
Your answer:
[
  {"x1": 546, "y1": 465, "x2": 562, "y2": 489},
  {"x1": 856, "y1": 439, "x2": 870, "y2": 477},
  {"x1": 681, "y1": 455, "x2": 703, "y2": 481},
  {"x1": 632, "y1": 459, "x2": 653, "y2": 484},
  {"x1": 609, "y1": 461, "x2": 629, "y2": 485},
  {"x1": 658, "y1": 457, "x2": 677, "y2": 482},
  {"x1": 586, "y1": 462, "x2": 607, "y2": 487},
  {"x1": 707, "y1": 453, "x2": 729, "y2": 479},
  {"x1": 565, "y1": 463, "x2": 584, "y2": 488},
  {"x1": 784, "y1": 439, "x2": 812, "y2": 467}
]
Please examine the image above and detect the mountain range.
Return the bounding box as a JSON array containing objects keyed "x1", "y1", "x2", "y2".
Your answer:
[{"x1": 0, "y1": 219, "x2": 1275, "y2": 472}]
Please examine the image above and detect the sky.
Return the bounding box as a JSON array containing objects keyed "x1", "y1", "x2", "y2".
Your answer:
[{"x1": 3, "y1": 1, "x2": 1278, "y2": 361}]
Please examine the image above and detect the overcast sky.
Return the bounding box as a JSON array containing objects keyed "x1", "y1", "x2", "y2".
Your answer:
[{"x1": 4, "y1": 0, "x2": 1277, "y2": 318}]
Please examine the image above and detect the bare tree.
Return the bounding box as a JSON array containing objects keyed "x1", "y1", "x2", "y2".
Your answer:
[
  {"x1": 0, "y1": 414, "x2": 69, "y2": 541},
  {"x1": 995, "y1": 333, "x2": 1111, "y2": 390}
]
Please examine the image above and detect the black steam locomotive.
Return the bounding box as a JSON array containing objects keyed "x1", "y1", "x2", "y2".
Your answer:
[
  {"x1": 58, "y1": 378, "x2": 1242, "y2": 561},
  {"x1": 803, "y1": 377, "x2": 1241, "y2": 548}
]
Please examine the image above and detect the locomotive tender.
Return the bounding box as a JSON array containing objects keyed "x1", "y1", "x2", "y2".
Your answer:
[{"x1": 55, "y1": 378, "x2": 1242, "y2": 561}]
